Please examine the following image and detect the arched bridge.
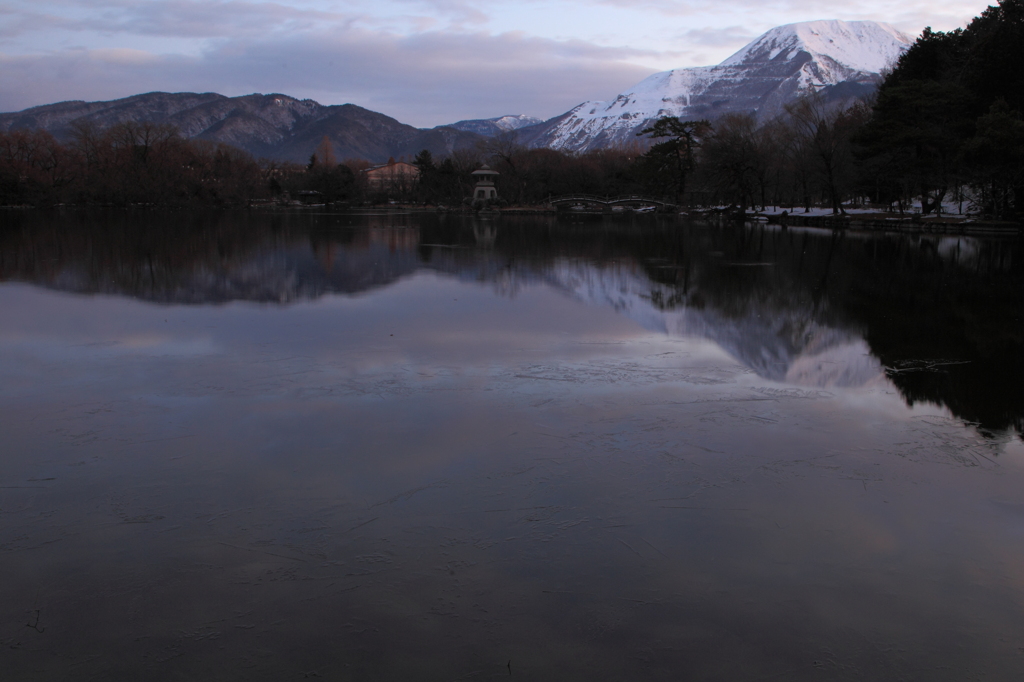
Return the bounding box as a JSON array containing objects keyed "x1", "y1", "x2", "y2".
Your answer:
[{"x1": 547, "y1": 194, "x2": 678, "y2": 211}]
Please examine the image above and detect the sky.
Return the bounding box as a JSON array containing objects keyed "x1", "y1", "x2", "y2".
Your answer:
[{"x1": 0, "y1": 0, "x2": 995, "y2": 127}]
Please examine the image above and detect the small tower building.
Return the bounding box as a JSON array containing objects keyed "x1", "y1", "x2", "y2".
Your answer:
[{"x1": 471, "y1": 165, "x2": 499, "y2": 202}]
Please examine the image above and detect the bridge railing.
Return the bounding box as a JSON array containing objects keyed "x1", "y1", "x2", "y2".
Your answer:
[
  {"x1": 546, "y1": 194, "x2": 610, "y2": 203},
  {"x1": 547, "y1": 194, "x2": 677, "y2": 207}
]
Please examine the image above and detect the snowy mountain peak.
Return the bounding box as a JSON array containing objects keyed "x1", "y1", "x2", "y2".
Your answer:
[
  {"x1": 490, "y1": 115, "x2": 543, "y2": 131},
  {"x1": 436, "y1": 114, "x2": 543, "y2": 137},
  {"x1": 721, "y1": 20, "x2": 912, "y2": 74},
  {"x1": 525, "y1": 19, "x2": 913, "y2": 152}
]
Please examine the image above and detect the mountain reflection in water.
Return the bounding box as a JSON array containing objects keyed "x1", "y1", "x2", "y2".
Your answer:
[
  {"x1": 6, "y1": 209, "x2": 1024, "y2": 681},
  {"x1": 3, "y1": 209, "x2": 1020, "y2": 437}
]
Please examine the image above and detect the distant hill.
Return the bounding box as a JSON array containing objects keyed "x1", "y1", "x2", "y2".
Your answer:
[
  {"x1": 434, "y1": 115, "x2": 543, "y2": 137},
  {"x1": 0, "y1": 92, "x2": 486, "y2": 164}
]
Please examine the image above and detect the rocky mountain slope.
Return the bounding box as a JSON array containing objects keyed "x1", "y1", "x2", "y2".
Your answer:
[
  {"x1": 523, "y1": 20, "x2": 913, "y2": 152},
  {"x1": 0, "y1": 92, "x2": 485, "y2": 164}
]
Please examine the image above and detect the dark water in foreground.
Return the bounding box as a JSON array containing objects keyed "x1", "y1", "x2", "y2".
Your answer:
[{"x1": 2, "y1": 209, "x2": 1024, "y2": 680}]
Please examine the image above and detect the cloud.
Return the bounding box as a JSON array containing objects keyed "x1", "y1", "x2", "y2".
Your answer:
[
  {"x1": 0, "y1": 0, "x2": 490, "y2": 42},
  {"x1": 2, "y1": 0, "x2": 363, "y2": 40},
  {"x1": 589, "y1": 0, "x2": 712, "y2": 17},
  {"x1": 0, "y1": 5, "x2": 77, "y2": 40},
  {"x1": 0, "y1": 0, "x2": 989, "y2": 126},
  {"x1": 394, "y1": 0, "x2": 490, "y2": 26},
  {"x1": 659, "y1": 25, "x2": 755, "y2": 64},
  {"x1": 584, "y1": 0, "x2": 984, "y2": 32},
  {"x1": 676, "y1": 25, "x2": 755, "y2": 48},
  {"x1": 0, "y1": 29, "x2": 656, "y2": 126}
]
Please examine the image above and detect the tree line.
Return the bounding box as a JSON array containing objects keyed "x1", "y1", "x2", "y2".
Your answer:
[
  {"x1": 0, "y1": 107, "x2": 868, "y2": 212},
  {"x1": 2, "y1": 1, "x2": 1021, "y2": 216},
  {"x1": 0, "y1": 121, "x2": 268, "y2": 207},
  {"x1": 408, "y1": 96, "x2": 876, "y2": 215},
  {"x1": 856, "y1": 0, "x2": 1024, "y2": 218}
]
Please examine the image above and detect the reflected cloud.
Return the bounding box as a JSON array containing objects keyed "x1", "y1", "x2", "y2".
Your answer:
[{"x1": 0, "y1": 334, "x2": 219, "y2": 359}]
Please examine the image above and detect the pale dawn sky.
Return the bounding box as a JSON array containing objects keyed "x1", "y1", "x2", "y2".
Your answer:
[{"x1": 0, "y1": 0, "x2": 994, "y2": 126}]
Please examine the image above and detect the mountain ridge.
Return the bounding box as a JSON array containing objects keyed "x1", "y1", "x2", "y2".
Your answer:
[
  {"x1": 0, "y1": 92, "x2": 486, "y2": 164},
  {"x1": 521, "y1": 20, "x2": 914, "y2": 152},
  {"x1": 1, "y1": 19, "x2": 914, "y2": 160},
  {"x1": 433, "y1": 115, "x2": 544, "y2": 137}
]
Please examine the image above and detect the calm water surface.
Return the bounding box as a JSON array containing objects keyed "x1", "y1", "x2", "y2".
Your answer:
[{"x1": 2, "y1": 210, "x2": 1024, "y2": 680}]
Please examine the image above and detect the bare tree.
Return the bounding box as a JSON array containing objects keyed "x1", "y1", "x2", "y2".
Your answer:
[
  {"x1": 699, "y1": 114, "x2": 761, "y2": 212},
  {"x1": 786, "y1": 95, "x2": 867, "y2": 214},
  {"x1": 311, "y1": 135, "x2": 337, "y2": 168},
  {"x1": 479, "y1": 131, "x2": 525, "y2": 203}
]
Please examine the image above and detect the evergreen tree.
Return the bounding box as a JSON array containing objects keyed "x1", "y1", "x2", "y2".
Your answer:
[
  {"x1": 856, "y1": 0, "x2": 1024, "y2": 216},
  {"x1": 636, "y1": 118, "x2": 711, "y2": 204}
]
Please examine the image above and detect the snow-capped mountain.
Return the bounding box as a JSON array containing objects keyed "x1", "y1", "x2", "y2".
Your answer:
[
  {"x1": 526, "y1": 20, "x2": 912, "y2": 152},
  {"x1": 436, "y1": 114, "x2": 544, "y2": 137}
]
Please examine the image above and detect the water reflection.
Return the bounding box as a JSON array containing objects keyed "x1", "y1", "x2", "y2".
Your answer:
[
  {"x1": 3, "y1": 209, "x2": 1020, "y2": 435},
  {"x1": 3, "y1": 209, "x2": 1024, "y2": 680}
]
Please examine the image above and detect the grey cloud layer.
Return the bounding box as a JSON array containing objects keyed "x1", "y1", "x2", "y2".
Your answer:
[
  {"x1": 592, "y1": 0, "x2": 977, "y2": 31},
  {"x1": 0, "y1": 29, "x2": 655, "y2": 125},
  {"x1": 3, "y1": 0, "x2": 361, "y2": 39},
  {"x1": 2, "y1": 0, "x2": 490, "y2": 40},
  {"x1": 2, "y1": 0, "x2": 979, "y2": 125},
  {"x1": 2, "y1": 0, "x2": 981, "y2": 41},
  {"x1": 677, "y1": 26, "x2": 754, "y2": 48}
]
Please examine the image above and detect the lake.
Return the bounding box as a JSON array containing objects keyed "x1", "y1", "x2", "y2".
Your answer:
[{"x1": 2, "y1": 209, "x2": 1023, "y2": 680}]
